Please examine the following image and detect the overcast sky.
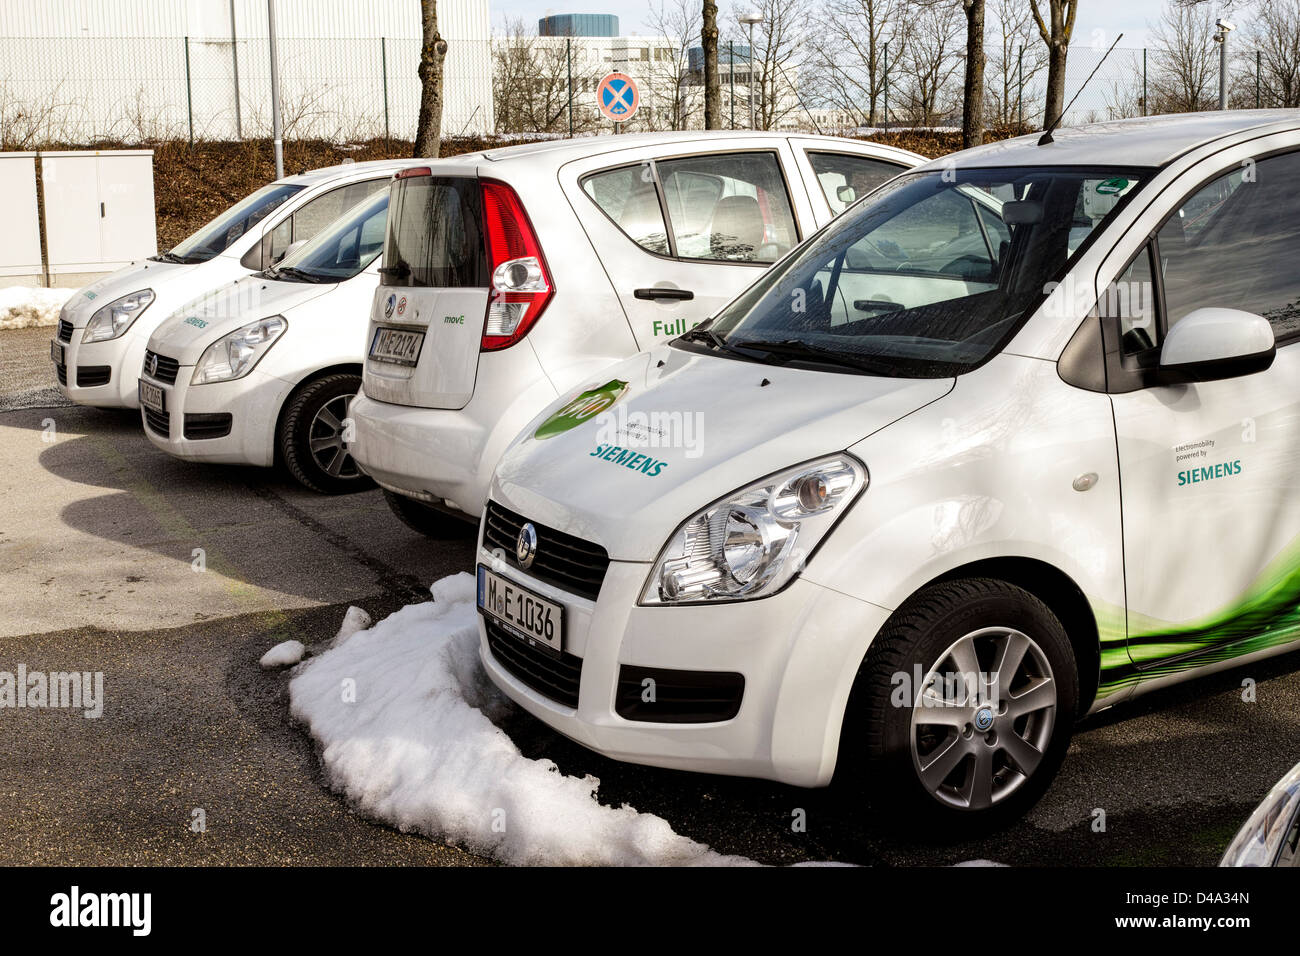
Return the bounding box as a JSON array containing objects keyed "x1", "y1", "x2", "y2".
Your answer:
[{"x1": 491, "y1": 0, "x2": 1179, "y2": 47}]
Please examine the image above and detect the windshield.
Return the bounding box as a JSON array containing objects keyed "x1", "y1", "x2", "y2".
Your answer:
[
  {"x1": 700, "y1": 166, "x2": 1147, "y2": 377},
  {"x1": 164, "y1": 182, "x2": 303, "y2": 263},
  {"x1": 271, "y1": 189, "x2": 389, "y2": 282}
]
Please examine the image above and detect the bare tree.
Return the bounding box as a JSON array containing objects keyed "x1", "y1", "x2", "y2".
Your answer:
[
  {"x1": 703, "y1": 0, "x2": 722, "y2": 127},
  {"x1": 645, "y1": 0, "x2": 703, "y2": 130},
  {"x1": 1243, "y1": 0, "x2": 1300, "y2": 107},
  {"x1": 1148, "y1": 2, "x2": 1216, "y2": 113},
  {"x1": 962, "y1": 0, "x2": 986, "y2": 146},
  {"x1": 986, "y1": 0, "x2": 1046, "y2": 126},
  {"x1": 492, "y1": 20, "x2": 602, "y2": 135},
  {"x1": 804, "y1": 0, "x2": 905, "y2": 127},
  {"x1": 1029, "y1": 0, "x2": 1077, "y2": 129},
  {"x1": 728, "y1": 0, "x2": 804, "y2": 130},
  {"x1": 896, "y1": 1, "x2": 963, "y2": 125},
  {"x1": 414, "y1": 0, "x2": 448, "y2": 156}
]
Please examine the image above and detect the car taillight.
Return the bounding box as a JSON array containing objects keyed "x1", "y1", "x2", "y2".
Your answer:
[{"x1": 481, "y1": 179, "x2": 553, "y2": 351}]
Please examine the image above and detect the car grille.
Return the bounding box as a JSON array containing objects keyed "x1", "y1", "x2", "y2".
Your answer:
[
  {"x1": 142, "y1": 406, "x2": 170, "y2": 438},
  {"x1": 484, "y1": 616, "x2": 582, "y2": 709},
  {"x1": 75, "y1": 366, "x2": 111, "y2": 388},
  {"x1": 482, "y1": 501, "x2": 611, "y2": 601},
  {"x1": 183, "y1": 413, "x2": 232, "y2": 440},
  {"x1": 143, "y1": 350, "x2": 180, "y2": 385},
  {"x1": 615, "y1": 665, "x2": 745, "y2": 723},
  {"x1": 57, "y1": 319, "x2": 73, "y2": 343}
]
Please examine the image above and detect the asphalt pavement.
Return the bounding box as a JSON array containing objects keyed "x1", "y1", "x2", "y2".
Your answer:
[{"x1": 2, "y1": 324, "x2": 1298, "y2": 866}]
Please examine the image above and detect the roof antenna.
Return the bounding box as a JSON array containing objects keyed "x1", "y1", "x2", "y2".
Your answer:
[{"x1": 1039, "y1": 33, "x2": 1123, "y2": 146}]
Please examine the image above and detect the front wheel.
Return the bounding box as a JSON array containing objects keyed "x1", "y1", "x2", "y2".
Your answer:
[
  {"x1": 278, "y1": 373, "x2": 374, "y2": 495},
  {"x1": 840, "y1": 577, "x2": 1079, "y2": 835}
]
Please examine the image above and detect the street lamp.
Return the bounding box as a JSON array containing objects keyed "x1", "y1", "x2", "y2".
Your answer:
[
  {"x1": 1214, "y1": 18, "x2": 1235, "y2": 110},
  {"x1": 739, "y1": 12, "x2": 763, "y2": 130}
]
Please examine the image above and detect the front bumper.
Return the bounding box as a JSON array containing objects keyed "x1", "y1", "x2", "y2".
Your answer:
[
  {"x1": 475, "y1": 545, "x2": 893, "y2": 788},
  {"x1": 139, "y1": 364, "x2": 292, "y2": 467},
  {"x1": 53, "y1": 326, "x2": 150, "y2": 408}
]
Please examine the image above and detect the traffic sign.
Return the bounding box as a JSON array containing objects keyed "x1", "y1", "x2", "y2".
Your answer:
[{"x1": 596, "y1": 72, "x2": 640, "y2": 123}]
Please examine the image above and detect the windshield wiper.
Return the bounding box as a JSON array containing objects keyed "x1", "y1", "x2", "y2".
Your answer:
[
  {"x1": 726, "y1": 338, "x2": 897, "y2": 375},
  {"x1": 273, "y1": 265, "x2": 327, "y2": 283},
  {"x1": 676, "y1": 323, "x2": 728, "y2": 350},
  {"x1": 152, "y1": 250, "x2": 205, "y2": 264}
]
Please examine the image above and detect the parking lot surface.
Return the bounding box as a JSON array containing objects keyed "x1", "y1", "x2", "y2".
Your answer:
[{"x1": 2, "y1": 325, "x2": 1298, "y2": 865}]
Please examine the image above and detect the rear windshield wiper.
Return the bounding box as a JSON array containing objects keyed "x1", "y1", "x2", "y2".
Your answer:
[{"x1": 727, "y1": 337, "x2": 897, "y2": 375}]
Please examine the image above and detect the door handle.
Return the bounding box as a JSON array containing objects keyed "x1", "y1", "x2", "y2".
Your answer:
[{"x1": 634, "y1": 287, "x2": 694, "y2": 301}]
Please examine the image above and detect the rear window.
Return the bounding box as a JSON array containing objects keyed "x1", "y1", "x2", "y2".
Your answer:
[{"x1": 382, "y1": 175, "x2": 488, "y2": 288}]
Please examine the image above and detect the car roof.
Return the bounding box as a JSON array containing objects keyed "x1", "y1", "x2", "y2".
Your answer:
[
  {"x1": 275, "y1": 158, "x2": 419, "y2": 187},
  {"x1": 437, "y1": 130, "x2": 923, "y2": 168},
  {"x1": 924, "y1": 109, "x2": 1300, "y2": 171}
]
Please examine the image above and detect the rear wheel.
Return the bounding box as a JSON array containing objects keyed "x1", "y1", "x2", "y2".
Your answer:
[
  {"x1": 383, "y1": 490, "x2": 476, "y2": 540},
  {"x1": 840, "y1": 577, "x2": 1078, "y2": 835},
  {"x1": 279, "y1": 373, "x2": 373, "y2": 495}
]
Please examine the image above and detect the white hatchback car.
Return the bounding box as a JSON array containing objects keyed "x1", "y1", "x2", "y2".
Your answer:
[
  {"x1": 346, "y1": 132, "x2": 923, "y2": 536},
  {"x1": 477, "y1": 111, "x2": 1300, "y2": 831},
  {"x1": 140, "y1": 185, "x2": 403, "y2": 493},
  {"x1": 52, "y1": 159, "x2": 408, "y2": 409}
]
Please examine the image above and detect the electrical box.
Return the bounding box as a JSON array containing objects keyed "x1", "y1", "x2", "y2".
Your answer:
[
  {"x1": 40, "y1": 150, "x2": 156, "y2": 283},
  {"x1": 0, "y1": 153, "x2": 44, "y2": 284}
]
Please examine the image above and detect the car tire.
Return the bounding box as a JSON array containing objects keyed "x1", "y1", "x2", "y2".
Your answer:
[
  {"x1": 279, "y1": 373, "x2": 374, "y2": 495},
  {"x1": 383, "y1": 490, "x2": 476, "y2": 540},
  {"x1": 839, "y1": 577, "x2": 1079, "y2": 835}
]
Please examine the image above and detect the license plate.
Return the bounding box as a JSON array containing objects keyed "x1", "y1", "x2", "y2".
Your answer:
[
  {"x1": 477, "y1": 565, "x2": 564, "y2": 656},
  {"x1": 50, "y1": 341, "x2": 64, "y2": 365},
  {"x1": 369, "y1": 327, "x2": 425, "y2": 367},
  {"x1": 138, "y1": 380, "x2": 165, "y2": 413}
]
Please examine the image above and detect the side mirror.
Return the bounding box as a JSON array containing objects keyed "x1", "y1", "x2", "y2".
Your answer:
[
  {"x1": 1157, "y1": 307, "x2": 1275, "y2": 384},
  {"x1": 836, "y1": 184, "x2": 856, "y2": 204},
  {"x1": 274, "y1": 239, "x2": 308, "y2": 265}
]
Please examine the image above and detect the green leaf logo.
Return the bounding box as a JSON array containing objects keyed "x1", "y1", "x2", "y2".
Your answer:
[{"x1": 534, "y1": 379, "x2": 628, "y2": 440}]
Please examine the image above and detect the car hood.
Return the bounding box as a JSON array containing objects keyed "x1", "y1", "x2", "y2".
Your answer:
[
  {"x1": 62, "y1": 258, "x2": 197, "y2": 327},
  {"x1": 491, "y1": 345, "x2": 954, "y2": 561},
  {"x1": 146, "y1": 274, "x2": 336, "y2": 364}
]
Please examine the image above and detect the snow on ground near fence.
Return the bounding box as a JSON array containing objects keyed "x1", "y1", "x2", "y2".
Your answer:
[
  {"x1": 0, "y1": 286, "x2": 73, "y2": 331},
  {"x1": 288, "y1": 573, "x2": 754, "y2": 866}
]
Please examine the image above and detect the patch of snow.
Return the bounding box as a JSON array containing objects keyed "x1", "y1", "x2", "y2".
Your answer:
[
  {"x1": 0, "y1": 286, "x2": 74, "y2": 331},
  {"x1": 289, "y1": 572, "x2": 755, "y2": 866},
  {"x1": 953, "y1": 859, "x2": 1008, "y2": 867},
  {"x1": 328, "y1": 605, "x2": 372, "y2": 650},
  {"x1": 260, "y1": 639, "x2": 306, "y2": 669}
]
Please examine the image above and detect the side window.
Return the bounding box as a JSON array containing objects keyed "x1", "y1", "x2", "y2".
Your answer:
[
  {"x1": 270, "y1": 178, "x2": 390, "y2": 262},
  {"x1": 582, "y1": 165, "x2": 669, "y2": 255},
  {"x1": 1158, "y1": 152, "x2": 1300, "y2": 339},
  {"x1": 806, "y1": 152, "x2": 904, "y2": 214},
  {"x1": 1103, "y1": 243, "x2": 1159, "y2": 358},
  {"x1": 657, "y1": 152, "x2": 797, "y2": 263}
]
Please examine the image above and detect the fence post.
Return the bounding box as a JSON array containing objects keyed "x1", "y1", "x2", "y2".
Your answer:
[
  {"x1": 1256, "y1": 49, "x2": 1261, "y2": 108},
  {"x1": 567, "y1": 38, "x2": 574, "y2": 136},
  {"x1": 729, "y1": 40, "x2": 735, "y2": 129},
  {"x1": 381, "y1": 37, "x2": 391, "y2": 142},
  {"x1": 883, "y1": 40, "x2": 888, "y2": 130},
  {"x1": 1017, "y1": 44, "x2": 1023, "y2": 128},
  {"x1": 184, "y1": 35, "x2": 195, "y2": 145},
  {"x1": 1142, "y1": 48, "x2": 1147, "y2": 116},
  {"x1": 229, "y1": 0, "x2": 242, "y2": 138}
]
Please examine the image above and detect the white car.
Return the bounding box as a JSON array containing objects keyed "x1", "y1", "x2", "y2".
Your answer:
[
  {"x1": 51, "y1": 159, "x2": 408, "y2": 409},
  {"x1": 346, "y1": 132, "x2": 924, "y2": 536},
  {"x1": 1222, "y1": 760, "x2": 1300, "y2": 867},
  {"x1": 475, "y1": 110, "x2": 1300, "y2": 830},
  {"x1": 140, "y1": 185, "x2": 403, "y2": 493}
]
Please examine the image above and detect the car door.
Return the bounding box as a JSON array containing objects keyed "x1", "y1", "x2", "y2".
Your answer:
[
  {"x1": 1105, "y1": 144, "x2": 1300, "y2": 686},
  {"x1": 561, "y1": 139, "x2": 818, "y2": 349}
]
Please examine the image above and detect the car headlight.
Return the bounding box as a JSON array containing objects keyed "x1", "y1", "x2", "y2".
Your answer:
[
  {"x1": 81, "y1": 290, "x2": 154, "y2": 343},
  {"x1": 191, "y1": 315, "x2": 286, "y2": 385},
  {"x1": 640, "y1": 455, "x2": 867, "y2": 605}
]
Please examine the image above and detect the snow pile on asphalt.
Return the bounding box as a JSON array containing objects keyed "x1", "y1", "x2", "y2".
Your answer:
[
  {"x1": 288, "y1": 573, "x2": 753, "y2": 866},
  {"x1": 329, "y1": 605, "x2": 372, "y2": 648},
  {"x1": 0, "y1": 286, "x2": 74, "y2": 330},
  {"x1": 260, "y1": 640, "x2": 305, "y2": 669}
]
